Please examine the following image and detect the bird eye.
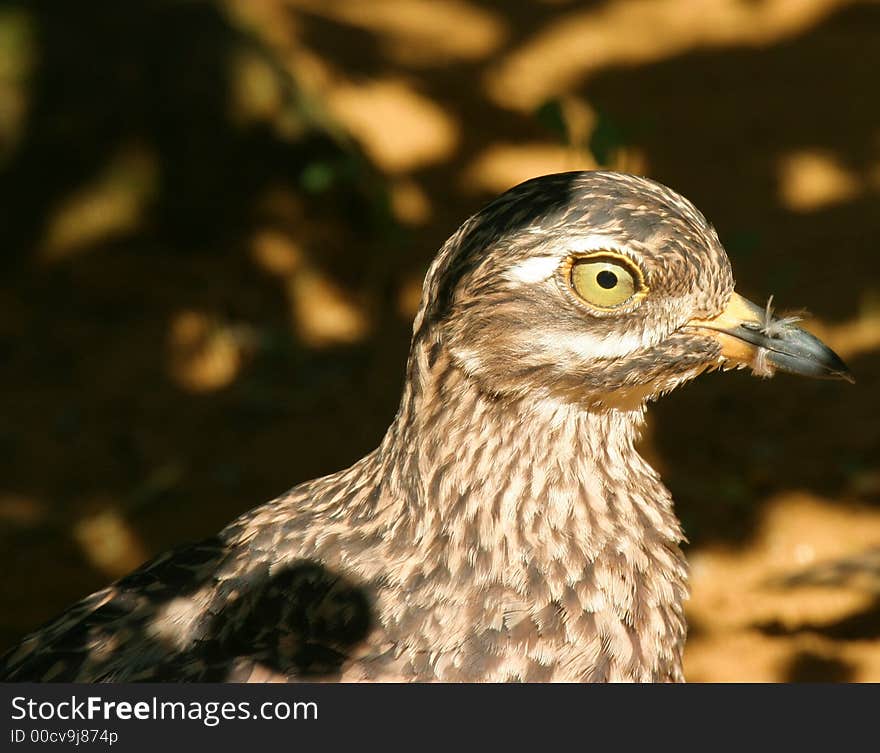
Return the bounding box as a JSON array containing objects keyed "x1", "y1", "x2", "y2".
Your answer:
[{"x1": 570, "y1": 255, "x2": 642, "y2": 309}]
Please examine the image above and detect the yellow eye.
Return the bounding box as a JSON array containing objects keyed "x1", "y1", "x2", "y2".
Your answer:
[{"x1": 570, "y1": 255, "x2": 643, "y2": 309}]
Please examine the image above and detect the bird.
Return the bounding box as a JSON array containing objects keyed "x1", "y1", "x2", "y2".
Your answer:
[{"x1": 0, "y1": 170, "x2": 851, "y2": 683}]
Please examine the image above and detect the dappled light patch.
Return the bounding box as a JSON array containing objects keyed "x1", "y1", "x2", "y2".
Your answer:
[
  {"x1": 285, "y1": 0, "x2": 506, "y2": 66},
  {"x1": 807, "y1": 301, "x2": 880, "y2": 362},
  {"x1": 0, "y1": 6, "x2": 35, "y2": 163},
  {"x1": 327, "y1": 78, "x2": 459, "y2": 173},
  {"x1": 463, "y1": 142, "x2": 594, "y2": 195},
  {"x1": 389, "y1": 177, "x2": 431, "y2": 225},
  {"x1": 777, "y1": 149, "x2": 861, "y2": 212},
  {"x1": 39, "y1": 144, "x2": 158, "y2": 262},
  {"x1": 484, "y1": 0, "x2": 850, "y2": 111},
  {"x1": 72, "y1": 506, "x2": 149, "y2": 579},
  {"x1": 229, "y1": 48, "x2": 286, "y2": 126},
  {"x1": 167, "y1": 311, "x2": 251, "y2": 393},
  {"x1": 288, "y1": 268, "x2": 370, "y2": 348},
  {"x1": 251, "y1": 228, "x2": 371, "y2": 347},
  {"x1": 251, "y1": 229, "x2": 305, "y2": 277},
  {"x1": 685, "y1": 492, "x2": 880, "y2": 682}
]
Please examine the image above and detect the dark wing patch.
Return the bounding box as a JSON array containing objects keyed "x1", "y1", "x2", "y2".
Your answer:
[
  {"x1": 208, "y1": 561, "x2": 374, "y2": 680},
  {"x1": 0, "y1": 535, "x2": 375, "y2": 682}
]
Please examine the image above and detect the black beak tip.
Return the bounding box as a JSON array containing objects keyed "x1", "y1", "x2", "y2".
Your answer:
[
  {"x1": 824, "y1": 363, "x2": 855, "y2": 384},
  {"x1": 833, "y1": 360, "x2": 856, "y2": 384},
  {"x1": 763, "y1": 327, "x2": 854, "y2": 383},
  {"x1": 806, "y1": 333, "x2": 854, "y2": 383}
]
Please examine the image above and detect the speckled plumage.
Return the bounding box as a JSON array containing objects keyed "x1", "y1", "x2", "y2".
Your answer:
[{"x1": 0, "y1": 171, "x2": 847, "y2": 682}]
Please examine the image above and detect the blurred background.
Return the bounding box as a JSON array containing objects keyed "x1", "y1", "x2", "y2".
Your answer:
[{"x1": 1, "y1": 0, "x2": 879, "y2": 681}]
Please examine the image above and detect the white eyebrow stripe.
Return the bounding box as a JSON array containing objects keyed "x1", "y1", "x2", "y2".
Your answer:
[
  {"x1": 506, "y1": 235, "x2": 629, "y2": 284},
  {"x1": 506, "y1": 255, "x2": 560, "y2": 283}
]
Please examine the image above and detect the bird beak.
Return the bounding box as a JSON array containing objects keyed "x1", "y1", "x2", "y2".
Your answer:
[{"x1": 685, "y1": 292, "x2": 853, "y2": 382}]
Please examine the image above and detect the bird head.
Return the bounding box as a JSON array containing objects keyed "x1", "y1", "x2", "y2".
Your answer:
[{"x1": 416, "y1": 171, "x2": 851, "y2": 409}]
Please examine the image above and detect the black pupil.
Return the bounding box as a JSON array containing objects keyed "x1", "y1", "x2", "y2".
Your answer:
[{"x1": 596, "y1": 270, "x2": 617, "y2": 289}]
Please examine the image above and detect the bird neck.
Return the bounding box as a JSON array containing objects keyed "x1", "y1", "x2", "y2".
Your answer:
[
  {"x1": 378, "y1": 347, "x2": 686, "y2": 572},
  {"x1": 358, "y1": 346, "x2": 689, "y2": 680}
]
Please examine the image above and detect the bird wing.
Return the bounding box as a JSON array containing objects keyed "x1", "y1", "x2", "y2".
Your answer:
[
  {"x1": 0, "y1": 528, "x2": 377, "y2": 682},
  {"x1": 0, "y1": 538, "x2": 232, "y2": 681}
]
